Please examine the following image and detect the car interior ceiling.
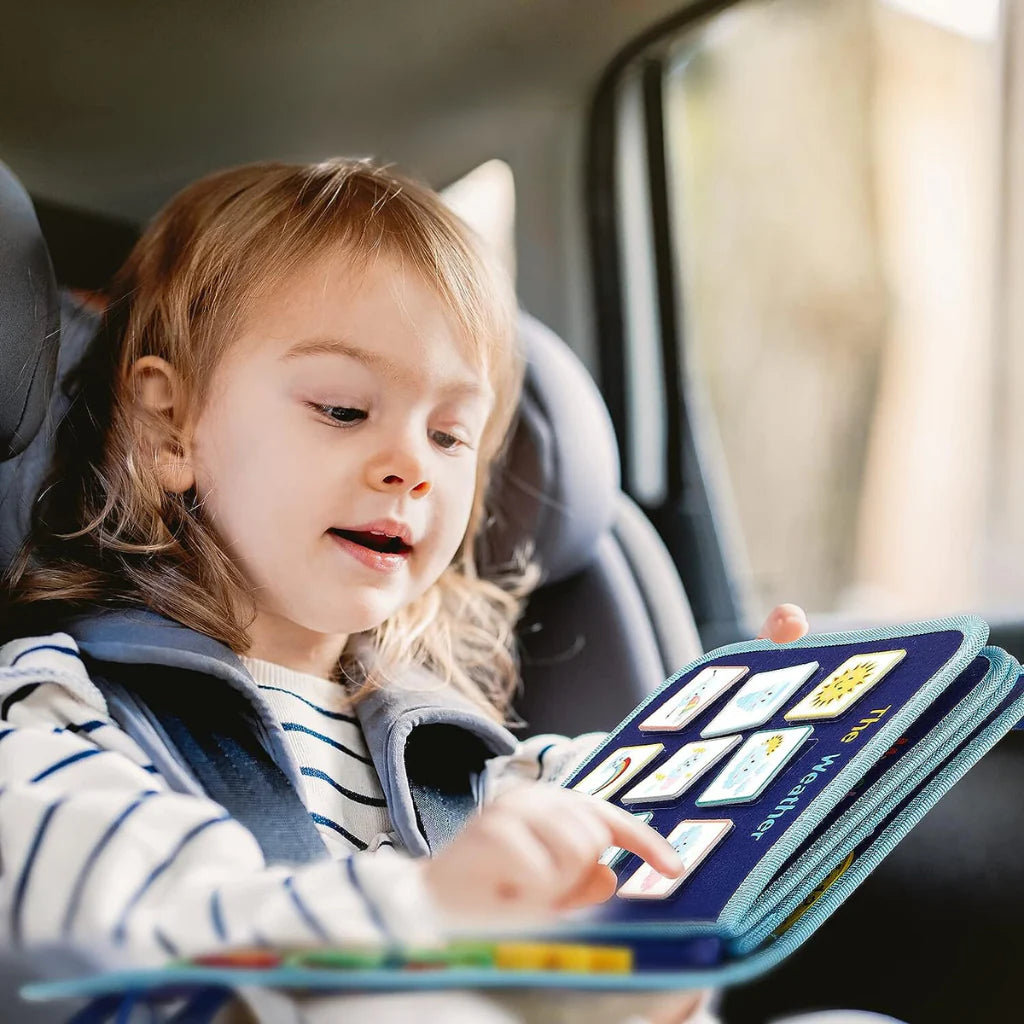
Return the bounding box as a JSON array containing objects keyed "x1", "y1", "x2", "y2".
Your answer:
[{"x1": 0, "y1": 0, "x2": 698, "y2": 367}]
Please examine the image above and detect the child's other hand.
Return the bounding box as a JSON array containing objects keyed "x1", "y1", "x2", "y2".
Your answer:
[
  {"x1": 422, "y1": 786, "x2": 684, "y2": 923},
  {"x1": 757, "y1": 603, "x2": 808, "y2": 644}
]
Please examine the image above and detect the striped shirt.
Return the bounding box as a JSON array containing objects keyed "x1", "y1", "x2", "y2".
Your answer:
[
  {"x1": 238, "y1": 656, "x2": 397, "y2": 856},
  {"x1": 0, "y1": 633, "x2": 599, "y2": 968}
]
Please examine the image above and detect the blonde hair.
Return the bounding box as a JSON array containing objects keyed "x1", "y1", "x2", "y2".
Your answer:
[{"x1": 4, "y1": 159, "x2": 534, "y2": 721}]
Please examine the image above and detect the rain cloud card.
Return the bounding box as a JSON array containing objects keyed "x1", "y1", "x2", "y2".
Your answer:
[
  {"x1": 638, "y1": 665, "x2": 749, "y2": 733},
  {"x1": 696, "y1": 726, "x2": 813, "y2": 806},
  {"x1": 618, "y1": 819, "x2": 734, "y2": 900},
  {"x1": 701, "y1": 662, "x2": 819, "y2": 737}
]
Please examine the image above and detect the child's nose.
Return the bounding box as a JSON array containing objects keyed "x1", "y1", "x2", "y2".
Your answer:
[{"x1": 364, "y1": 449, "x2": 432, "y2": 497}]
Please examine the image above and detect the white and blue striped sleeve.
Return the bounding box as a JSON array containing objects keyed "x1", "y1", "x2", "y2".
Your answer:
[
  {"x1": 480, "y1": 732, "x2": 608, "y2": 801},
  {"x1": 0, "y1": 635, "x2": 443, "y2": 968}
]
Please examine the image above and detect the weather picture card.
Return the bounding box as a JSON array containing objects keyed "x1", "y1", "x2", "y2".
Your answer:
[
  {"x1": 621, "y1": 735, "x2": 742, "y2": 804},
  {"x1": 638, "y1": 665, "x2": 749, "y2": 732},
  {"x1": 617, "y1": 818, "x2": 734, "y2": 900},
  {"x1": 696, "y1": 725, "x2": 814, "y2": 805},
  {"x1": 571, "y1": 743, "x2": 664, "y2": 800},
  {"x1": 700, "y1": 662, "x2": 820, "y2": 737},
  {"x1": 785, "y1": 650, "x2": 906, "y2": 721}
]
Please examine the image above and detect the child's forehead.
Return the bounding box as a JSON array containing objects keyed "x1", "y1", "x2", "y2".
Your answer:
[
  {"x1": 230, "y1": 249, "x2": 491, "y2": 386},
  {"x1": 251, "y1": 246, "x2": 423, "y2": 308}
]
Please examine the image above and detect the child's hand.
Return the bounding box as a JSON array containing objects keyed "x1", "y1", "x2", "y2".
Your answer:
[
  {"x1": 422, "y1": 785, "x2": 684, "y2": 923},
  {"x1": 757, "y1": 603, "x2": 808, "y2": 643}
]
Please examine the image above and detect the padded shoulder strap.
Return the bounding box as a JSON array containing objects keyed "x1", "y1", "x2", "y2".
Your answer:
[{"x1": 89, "y1": 660, "x2": 329, "y2": 867}]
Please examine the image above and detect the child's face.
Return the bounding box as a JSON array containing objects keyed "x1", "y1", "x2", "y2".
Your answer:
[{"x1": 186, "y1": 250, "x2": 493, "y2": 664}]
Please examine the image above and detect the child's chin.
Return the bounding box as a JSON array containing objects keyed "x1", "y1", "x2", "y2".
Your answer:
[{"x1": 310, "y1": 599, "x2": 403, "y2": 637}]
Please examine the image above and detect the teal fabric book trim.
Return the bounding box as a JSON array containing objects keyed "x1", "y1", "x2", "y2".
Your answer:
[
  {"x1": 21, "y1": 617, "x2": 1024, "y2": 1004},
  {"x1": 735, "y1": 648, "x2": 1014, "y2": 940},
  {"x1": 734, "y1": 648, "x2": 1020, "y2": 952},
  {"x1": 728, "y1": 664, "x2": 1024, "y2": 982}
]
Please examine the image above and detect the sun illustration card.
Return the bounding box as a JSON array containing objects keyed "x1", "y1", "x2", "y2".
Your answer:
[
  {"x1": 572, "y1": 743, "x2": 664, "y2": 800},
  {"x1": 784, "y1": 650, "x2": 906, "y2": 721},
  {"x1": 599, "y1": 811, "x2": 654, "y2": 869},
  {"x1": 621, "y1": 735, "x2": 741, "y2": 804},
  {"x1": 618, "y1": 819, "x2": 734, "y2": 900},
  {"x1": 696, "y1": 726, "x2": 813, "y2": 806},
  {"x1": 638, "y1": 665, "x2": 749, "y2": 733},
  {"x1": 700, "y1": 662, "x2": 819, "y2": 737}
]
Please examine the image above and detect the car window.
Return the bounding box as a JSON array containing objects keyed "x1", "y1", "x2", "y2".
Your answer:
[{"x1": 659, "y1": 0, "x2": 1009, "y2": 625}]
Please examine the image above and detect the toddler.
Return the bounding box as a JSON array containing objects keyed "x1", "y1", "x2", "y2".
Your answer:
[{"x1": 1, "y1": 158, "x2": 811, "y2": 1024}]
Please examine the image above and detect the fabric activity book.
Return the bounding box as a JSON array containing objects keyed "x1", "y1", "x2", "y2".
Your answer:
[{"x1": 22, "y1": 615, "x2": 1024, "y2": 1009}]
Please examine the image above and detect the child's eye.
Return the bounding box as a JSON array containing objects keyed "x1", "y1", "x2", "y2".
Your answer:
[
  {"x1": 432, "y1": 430, "x2": 469, "y2": 452},
  {"x1": 313, "y1": 403, "x2": 367, "y2": 425}
]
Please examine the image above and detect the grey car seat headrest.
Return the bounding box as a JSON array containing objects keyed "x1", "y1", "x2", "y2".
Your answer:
[
  {"x1": 0, "y1": 160, "x2": 60, "y2": 461},
  {"x1": 477, "y1": 312, "x2": 621, "y2": 584}
]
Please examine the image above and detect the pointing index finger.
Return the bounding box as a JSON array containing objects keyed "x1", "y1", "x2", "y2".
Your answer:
[{"x1": 592, "y1": 801, "x2": 684, "y2": 878}]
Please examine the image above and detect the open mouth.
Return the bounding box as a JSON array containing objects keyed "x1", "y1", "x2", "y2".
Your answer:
[{"x1": 329, "y1": 528, "x2": 412, "y2": 555}]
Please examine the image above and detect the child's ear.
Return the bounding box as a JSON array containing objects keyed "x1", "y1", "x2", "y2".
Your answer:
[{"x1": 128, "y1": 355, "x2": 196, "y2": 494}]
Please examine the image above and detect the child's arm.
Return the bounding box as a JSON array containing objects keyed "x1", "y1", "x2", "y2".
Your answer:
[
  {"x1": 481, "y1": 731, "x2": 608, "y2": 800},
  {"x1": 0, "y1": 639, "x2": 442, "y2": 966},
  {"x1": 0, "y1": 636, "x2": 679, "y2": 968}
]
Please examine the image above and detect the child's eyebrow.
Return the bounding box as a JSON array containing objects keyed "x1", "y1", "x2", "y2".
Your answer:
[{"x1": 281, "y1": 335, "x2": 491, "y2": 400}]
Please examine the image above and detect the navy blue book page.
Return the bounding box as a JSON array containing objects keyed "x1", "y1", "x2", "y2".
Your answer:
[
  {"x1": 753, "y1": 653, "x2": 991, "y2": 896},
  {"x1": 562, "y1": 630, "x2": 966, "y2": 928}
]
